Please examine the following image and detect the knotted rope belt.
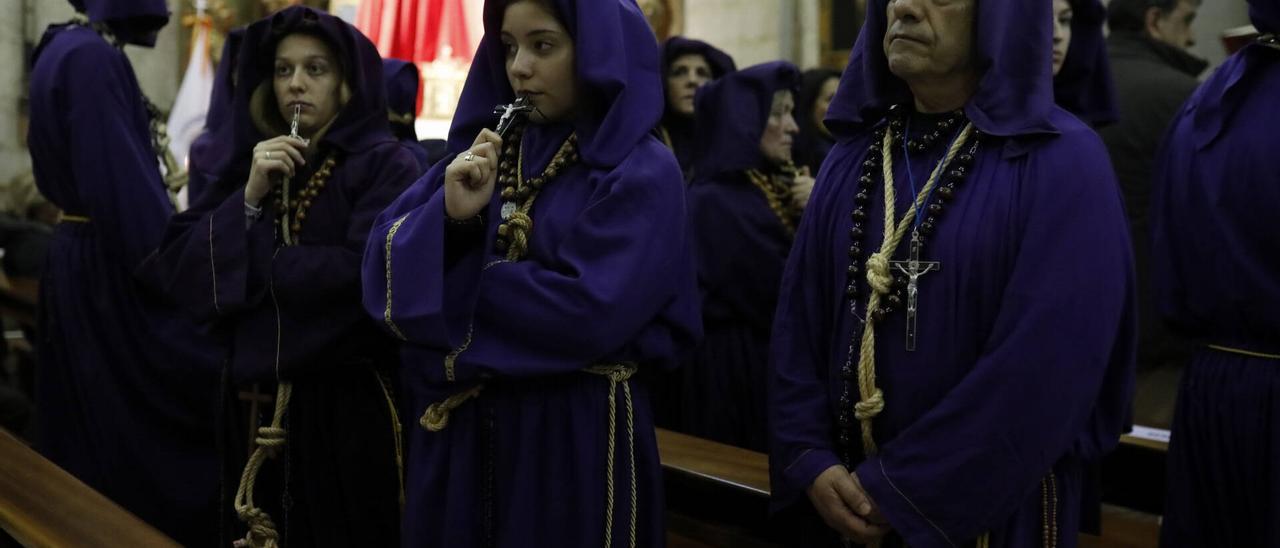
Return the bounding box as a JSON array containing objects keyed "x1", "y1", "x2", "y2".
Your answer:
[{"x1": 420, "y1": 363, "x2": 640, "y2": 548}]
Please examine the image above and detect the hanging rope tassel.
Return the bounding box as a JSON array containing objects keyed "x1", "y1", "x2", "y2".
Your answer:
[
  {"x1": 233, "y1": 381, "x2": 293, "y2": 548},
  {"x1": 586, "y1": 364, "x2": 639, "y2": 548}
]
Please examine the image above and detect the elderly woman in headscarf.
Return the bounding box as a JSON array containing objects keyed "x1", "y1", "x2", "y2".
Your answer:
[
  {"x1": 658, "y1": 36, "x2": 736, "y2": 180},
  {"x1": 680, "y1": 61, "x2": 806, "y2": 452},
  {"x1": 362, "y1": 0, "x2": 701, "y2": 545}
]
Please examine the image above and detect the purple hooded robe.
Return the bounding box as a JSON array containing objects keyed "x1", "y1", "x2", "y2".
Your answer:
[
  {"x1": 361, "y1": 0, "x2": 701, "y2": 545},
  {"x1": 768, "y1": 1, "x2": 1137, "y2": 546}
]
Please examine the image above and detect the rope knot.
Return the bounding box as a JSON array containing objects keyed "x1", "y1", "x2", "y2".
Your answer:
[
  {"x1": 865, "y1": 253, "x2": 894, "y2": 295},
  {"x1": 854, "y1": 388, "x2": 885, "y2": 420},
  {"x1": 254, "y1": 426, "x2": 287, "y2": 455},
  {"x1": 233, "y1": 507, "x2": 280, "y2": 548},
  {"x1": 584, "y1": 363, "x2": 638, "y2": 384},
  {"x1": 505, "y1": 211, "x2": 533, "y2": 260},
  {"x1": 419, "y1": 385, "x2": 484, "y2": 432}
]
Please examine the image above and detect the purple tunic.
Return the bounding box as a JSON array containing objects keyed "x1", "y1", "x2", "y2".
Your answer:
[
  {"x1": 361, "y1": 1, "x2": 700, "y2": 546},
  {"x1": 140, "y1": 7, "x2": 417, "y2": 546},
  {"x1": 27, "y1": 2, "x2": 222, "y2": 545},
  {"x1": 769, "y1": 1, "x2": 1137, "y2": 546},
  {"x1": 680, "y1": 62, "x2": 800, "y2": 451},
  {"x1": 1153, "y1": 6, "x2": 1280, "y2": 544}
]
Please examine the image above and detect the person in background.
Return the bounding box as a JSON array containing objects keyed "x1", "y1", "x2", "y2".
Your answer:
[
  {"x1": 1151, "y1": 1, "x2": 1280, "y2": 545},
  {"x1": 1100, "y1": 0, "x2": 1205, "y2": 429},
  {"x1": 26, "y1": 0, "x2": 222, "y2": 544},
  {"x1": 1052, "y1": 0, "x2": 1119, "y2": 127},
  {"x1": 793, "y1": 68, "x2": 841, "y2": 175},
  {"x1": 384, "y1": 58, "x2": 433, "y2": 171},
  {"x1": 658, "y1": 36, "x2": 736, "y2": 181},
  {"x1": 681, "y1": 61, "x2": 810, "y2": 452}
]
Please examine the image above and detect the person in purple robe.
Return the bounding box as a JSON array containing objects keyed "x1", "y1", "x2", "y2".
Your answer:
[
  {"x1": 679, "y1": 61, "x2": 810, "y2": 452},
  {"x1": 360, "y1": 0, "x2": 701, "y2": 545},
  {"x1": 139, "y1": 7, "x2": 416, "y2": 546},
  {"x1": 1152, "y1": 2, "x2": 1280, "y2": 545},
  {"x1": 767, "y1": 0, "x2": 1136, "y2": 546},
  {"x1": 187, "y1": 28, "x2": 245, "y2": 206},
  {"x1": 794, "y1": 68, "x2": 842, "y2": 175},
  {"x1": 1052, "y1": 0, "x2": 1118, "y2": 127},
  {"x1": 26, "y1": 0, "x2": 222, "y2": 544},
  {"x1": 383, "y1": 58, "x2": 433, "y2": 171},
  {"x1": 659, "y1": 36, "x2": 737, "y2": 180}
]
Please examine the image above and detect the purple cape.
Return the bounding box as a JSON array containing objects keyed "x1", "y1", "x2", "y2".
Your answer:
[
  {"x1": 659, "y1": 37, "x2": 737, "y2": 177},
  {"x1": 770, "y1": 1, "x2": 1137, "y2": 545},
  {"x1": 683, "y1": 62, "x2": 800, "y2": 451},
  {"x1": 1153, "y1": 4, "x2": 1280, "y2": 544},
  {"x1": 139, "y1": 7, "x2": 417, "y2": 546},
  {"x1": 361, "y1": 0, "x2": 700, "y2": 545},
  {"x1": 1053, "y1": 0, "x2": 1119, "y2": 126},
  {"x1": 27, "y1": 4, "x2": 222, "y2": 545}
]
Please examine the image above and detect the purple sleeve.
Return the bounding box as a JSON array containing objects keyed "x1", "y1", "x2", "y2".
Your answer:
[
  {"x1": 766, "y1": 152, "x2": 847, "y2": 510},
  {"x1": 367, "y1": 149, "x2": 699, "y2": 381}
]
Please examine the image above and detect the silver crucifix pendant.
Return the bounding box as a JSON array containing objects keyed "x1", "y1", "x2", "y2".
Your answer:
[{"x1": 890, "y1": 230, "x2": 941, "y2": 351}]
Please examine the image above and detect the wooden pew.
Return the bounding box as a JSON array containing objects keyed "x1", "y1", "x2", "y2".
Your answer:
[
  {"x1": 657, "y1": 428, "x2": 1161, "y2": 548},
  {"x1": 0, "y1": 428, "x2": 178, "y2": 547}
]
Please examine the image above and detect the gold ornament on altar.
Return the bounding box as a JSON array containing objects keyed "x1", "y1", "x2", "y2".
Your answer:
[
  {"x1": 638, "y1": 0, "x2": 683, "y2": 42},
  {"x1": 181, "y1": 0, "x2": 235, "y2": 66}
]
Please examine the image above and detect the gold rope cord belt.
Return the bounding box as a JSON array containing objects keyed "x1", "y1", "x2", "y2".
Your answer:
[
  {"x1": 1207, "y1": 344, "x2": 1280, "y2": 360},
  {"x1": 419, "y1": 363, "x2": 640, "y2": 548}
]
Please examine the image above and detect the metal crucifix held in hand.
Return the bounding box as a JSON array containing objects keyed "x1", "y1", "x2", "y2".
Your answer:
[
  {"x1": 889, "y1": 230, "x2": 940, "y2": 352},
  {"x1": 493, "y1": 96, "x2": 535, "y2": 139}
]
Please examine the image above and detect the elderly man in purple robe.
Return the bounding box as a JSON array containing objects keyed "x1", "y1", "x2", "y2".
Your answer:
[
  {"x1": 767, "y1": 0, "x2": 1137, "y2": 546},
  {"x1": 26, "y1": 0, "x2": 222, "y2": 544},
  {"x1": 1152, "y1": 1, "x2": 1280, "y2": 546}
]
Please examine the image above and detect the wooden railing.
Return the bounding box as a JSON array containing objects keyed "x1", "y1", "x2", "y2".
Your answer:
[
  {"x1": 656, "y1": 428, "x2": 1161, "y2": 548},
  {"x1": 0, "y1": 429, "x2": 178, "y2": 547}
]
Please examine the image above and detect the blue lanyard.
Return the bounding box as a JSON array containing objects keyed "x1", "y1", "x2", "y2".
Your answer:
[{"x1": 900, "y1": 117, "x2": 965, "y2": 232}]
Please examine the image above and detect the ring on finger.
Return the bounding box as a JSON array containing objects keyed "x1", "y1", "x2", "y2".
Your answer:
[
  {"x1": 463, "y1": 152, "x2": 476, "y2": 162},
  {"x1": 265, "y1": 150, "x2": 273, "y2": 160}
]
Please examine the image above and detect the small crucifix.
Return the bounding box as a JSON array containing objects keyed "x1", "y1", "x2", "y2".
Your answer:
[
  {"x1": 493, "y1": 96, "x2": 535, "y2": 139},
  {"x1": 890, "y1": 230, "x2": 941, "y2": 351}
]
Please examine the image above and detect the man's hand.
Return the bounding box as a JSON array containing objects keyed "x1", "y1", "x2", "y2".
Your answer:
[{"x1": 806, "y1": 465, "x2": 890, "y2": 544}]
